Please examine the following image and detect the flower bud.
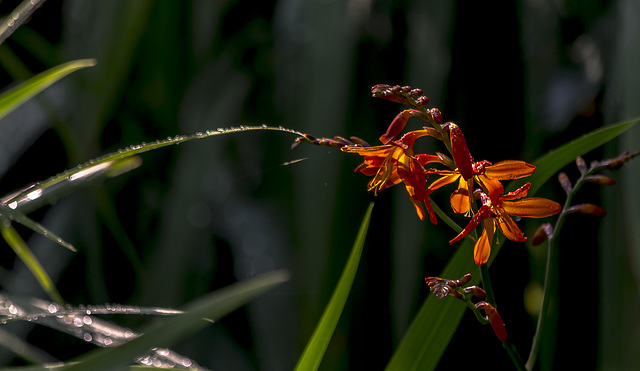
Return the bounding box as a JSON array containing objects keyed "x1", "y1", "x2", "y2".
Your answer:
[
  {"x1": 349, "y1": 136, "x2": 370, "y2": 147},
  {"x1": 558, "y1": 172, "x2": 572, "y2": 193},
  {"x1": 449, "y1": 123, "x2": 475, "y2": 180},
  {"x1": 476, "y1": 302, "x2": 508, "y2": 343},
  {"x1": 576, "y1": 156, "x2": 588, "y2": 174},
  {"x1": 531, "y1": 223, "x2": 553, "y2": 246},
  {"x1": 429, "y1": 108, "x2": 443, "y2": 126},
  {"x1": 566, "y1": 203, "x2": 607, "y2": 217},
  {"x1": 463, "y1": 286, "x2": 487, "y2": 300},
  {"x1": 583, "y1": 175, "x2": 616, "y2": 186},
  {"x1": 379, "y1": 110, "x2": 426, "y2": 144},
  {"x1": 416, "y1": 96, "x2": 430, "y2": 106}
]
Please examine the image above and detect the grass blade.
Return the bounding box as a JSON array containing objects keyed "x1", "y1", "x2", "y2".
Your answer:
[
  {"x1": 63, "y1": 270, "x2": 289, "y2": 371},
  {"x1": 0, "y1": 58, "x2": 96, "y2": 121},
  {"x1": 295, "y1": 202, "x2": 374, "y2": 371},
  {"x1": 0, "y1": 220, "x2": 65, "y2": 304},
  {"x1": 519, "y1": 117, "x2": 639, "y2": 195},
  {"x1": 386, "y1": 117, "x2": 639, "y2": 370}
]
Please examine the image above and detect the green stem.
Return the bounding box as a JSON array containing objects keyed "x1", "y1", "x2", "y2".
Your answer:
[
  {"x1": 479, "y1": 263, "x2": 496, "y2": 306},
  {"x1": 504, "y1": 340, "x2": 527, "y2": 371},
  {"x1": 525, "y1": 165, "x2": 599, "y2": 370}
]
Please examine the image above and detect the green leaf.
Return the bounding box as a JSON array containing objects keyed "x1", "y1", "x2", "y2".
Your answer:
[
  {"x1": 295, "y1": 202, "x2": 374, "y2": 371},
  {"x1": 523, "y1": 117, "x2": 640, "y2": 195},
  {"x1": 4, "y1": 126, "x2": 303, "y2": 213},
  {"x1": 0, "y1": 58, "x2": 96, "y2": 121},
  {"x1": 386, "y1": 117, "x2": 640, "y2": 371},
  {"x1": 0, "y1": 220, "x2": 65, "y2": 305},
  {"x1": 63, "y1": 270, "x2": 289, "y2": 371}
]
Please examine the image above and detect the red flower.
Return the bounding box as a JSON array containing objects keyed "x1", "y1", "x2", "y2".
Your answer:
[
  {"x1": 450, "y1": 182, "x2": 562, "y2": 265},
  {"x1": 427, "y1": 123, "x2": 536, "y2": 215},
  {"x1": 342, "y1": 129, "x2": 442, "y2": 222}
]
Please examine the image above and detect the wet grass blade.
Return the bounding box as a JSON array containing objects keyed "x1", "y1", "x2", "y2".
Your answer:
[
  {"x1": 0, "y1": 58, "x2": 96, "y2": 121},
  {"x1": 63, "y1": 270, "x2": 289, "y2": 371},
  {"x1": 386, "y1": 117, "x2": 639, "y2": 371},
  {"x1": 295, "y1": 202, "x2": 374, "y2": 371},
  {"x1": 0, "y1": 220, "x2": 65, "y2": 305},
  {"x1": 3, "y1": 126, "x2": 303, "y2": 212}
]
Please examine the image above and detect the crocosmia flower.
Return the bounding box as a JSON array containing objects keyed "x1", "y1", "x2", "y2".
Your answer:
[
  {"x1": 342, "y1": 129, "x2": 442, "y2": 223},
  {"x1": 427, "y1": 123, "x2": 536, "y2": 215},
  {"x1": 450, "y1": 182, "x2": 561, "y2": 265}
]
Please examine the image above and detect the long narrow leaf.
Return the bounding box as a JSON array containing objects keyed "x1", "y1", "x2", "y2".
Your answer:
[
  {"x1": 386, "y1": 117, "x2": 639, "y2": 370},
  {"x1": 0, "y1": 220, "x2": 65, "y2": 305},
  {"x1": 3, "y1": 126, "x2": 303, "y2": 212},
  {"x1": 295, "y1": 202, "x2": 374, "y2": 371},
  {"x1": 63, "y1": 270, "x2": 289, "y2": 371},
  {"x1": 524, "y1": 117, "x2": 639, "y2": 195},
  {"x1": 0, "y1": 58, "x2": 96, "y2": 121}
]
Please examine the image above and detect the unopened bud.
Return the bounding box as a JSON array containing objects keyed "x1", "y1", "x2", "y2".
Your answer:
[
  {"x1": 416, "y1": 96, "x2": 430, "y2": 106},
  {"x1": 379, "y1": 110, "x2": 428, "y2": 144},
  {"x1": 583, "y1": 175, "x2": 616, "y2": 186},
  {"x1": 558, "y1": 172, "x2": 572, "y2": 193},
  {"x1": 451, "y1": 273, "x2": 472, "y2": 287},
  {"x1": 476, "y1": 302, "x2": 508, "y2": 343},
  {"x1": 349, "y1": 136, "x2": 370, "y2": 147},
  {"x1": 576, "y1": 156, "x2": 587, "y2": 174},
  {"x1": 463, "y1": 286, "x2": 487, "y2": 300},
  {"x1": 429, "y1": 108, "x2": 443, "y2": 126},
  {"x1": 566, "y1": 203, "x2": 607, "y2": 217},
  {"x1": 531, "y1": 223, "x2": 553, "y2": 246}
]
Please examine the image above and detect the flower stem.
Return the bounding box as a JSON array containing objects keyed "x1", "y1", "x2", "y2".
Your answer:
[
  {"x1": 479, "y1": 263, "x2": 495, "y2": 306},
  {"x1": 504, "y1": 339, "x2": 527, "y2": 371},
  {"x1": 525, "y1": 164, "x2": 599, "y2": 369}
]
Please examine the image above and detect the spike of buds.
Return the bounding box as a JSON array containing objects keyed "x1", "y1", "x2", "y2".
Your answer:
[
  {"x1": 558, "y1": 172, "x2": 572, "y2": 193},
  {"x1": 594, "y1": 150, "x2": 640, "y2": 170},
  {"x1": 371, "y1": 84, "x2": 431, "y2": 108},
  {"x1": 425, "y1": 273, "x2": 473, "y2": 300},
  {"x1": 566, "y1": 203, "x2": 607, "y2": 217},
  {"x1": 475, "y1": 302, "x2": 508, "y2": 343}
]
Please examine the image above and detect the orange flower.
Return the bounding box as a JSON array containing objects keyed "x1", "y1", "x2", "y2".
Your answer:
[
  {"x1": 427, "y1": 124, "x2": 536, "y2": 215},
  {"x1": 450, "y1": 182, "x2": 561, "y2": 265},
  {"x1": 342, "y1": 129, "x2": 442, "y2": 223}
]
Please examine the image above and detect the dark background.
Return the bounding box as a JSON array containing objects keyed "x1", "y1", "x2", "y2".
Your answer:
[{"x1": 0, "y1": 0, "x2": 638, "y2": 370}]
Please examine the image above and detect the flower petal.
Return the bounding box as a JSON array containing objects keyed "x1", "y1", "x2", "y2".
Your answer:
[
  {"x1": 484, "y1": 160, "x2": 536, "y2": 180},
  {"x1": 501, "y1": 197, "x2": 562, "y2": 218},
  {"x1": 474, "y1": 227, "x2": 492, "y2": 265},
  {"x1": 496, "y1": 213, "x2": 526, "y2": 242}
]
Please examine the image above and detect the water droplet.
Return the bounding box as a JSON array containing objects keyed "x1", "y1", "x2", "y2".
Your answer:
[
  {"x1": 103, "y1": 338, "x2": 113, "y2": 346},
  {"x1": 48, "y1": 304, "x2": 59, "y2": 314},
  {"x1": 73, "y1": 317, "x2": 84, "y2": 327},
  {"x1": 83, "y1": 333, "x2": 92, "y2": 342},
  {"x1": 83, "y1": 316, "x2": 92, "y2": 325}
]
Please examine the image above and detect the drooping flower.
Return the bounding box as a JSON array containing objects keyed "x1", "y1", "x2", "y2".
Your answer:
[
  {"x1": 341, "y1": 129, "x2": 442, "y2": 223},
  {"x1": 450, "y1": 182, "x2": 561, "y2": 265}
]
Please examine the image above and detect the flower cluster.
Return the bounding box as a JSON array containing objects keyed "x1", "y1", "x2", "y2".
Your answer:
[{"x1": 293, "y1": 84, "x2": 561, "y2": 265}]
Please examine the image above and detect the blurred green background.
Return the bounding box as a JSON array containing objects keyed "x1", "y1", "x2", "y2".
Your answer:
[{"x1": 0, "y1": 0, "x2": 638, "y2": 369}]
